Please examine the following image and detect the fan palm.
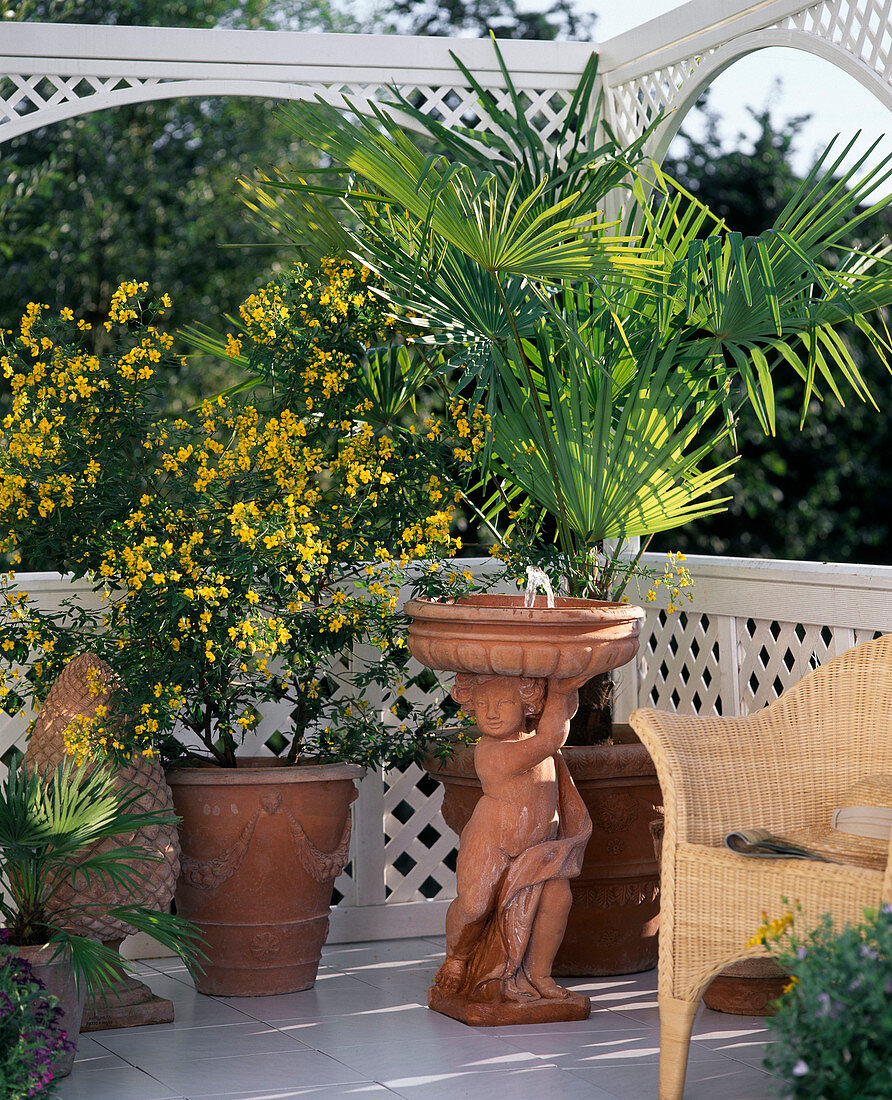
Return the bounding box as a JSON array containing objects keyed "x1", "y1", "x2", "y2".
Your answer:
[
  {"x1": 240, "y1": 39, "x2": 892, "y2": 592},
  {"x1": 0, "y1": 758, "x2": 203, "y2": 995}
]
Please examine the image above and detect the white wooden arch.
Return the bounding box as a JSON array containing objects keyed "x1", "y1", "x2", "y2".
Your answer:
[{"x1": 600, "y1": 0, "x2": 892, "y2": 162}]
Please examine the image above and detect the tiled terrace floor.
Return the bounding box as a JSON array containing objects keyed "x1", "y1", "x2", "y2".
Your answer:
[{"x1": 59, "y1": 937, "x2": 783, "y2": 1100}]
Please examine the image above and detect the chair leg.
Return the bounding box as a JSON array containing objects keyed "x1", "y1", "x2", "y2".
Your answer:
[{"x1": 658, "y1": 993, "x2": 699, "y2": 1100}]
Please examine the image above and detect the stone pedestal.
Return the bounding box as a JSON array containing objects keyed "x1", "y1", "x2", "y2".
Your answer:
[
  {"x1": 81, "y1": 939, "x2": 174, "y2": 1030},
  {"x1": 429, "y1": 985, "x2": 590, "y2": 1027}
]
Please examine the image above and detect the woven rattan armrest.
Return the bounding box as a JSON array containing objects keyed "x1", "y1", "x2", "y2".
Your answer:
[{"x1": 629, "y1": 706, "x2": 833, "y2": 844}]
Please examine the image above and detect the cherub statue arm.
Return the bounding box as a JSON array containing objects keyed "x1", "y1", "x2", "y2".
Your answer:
[{"x1": 500, "y1": 674, "x2": 587, "y2": 775}]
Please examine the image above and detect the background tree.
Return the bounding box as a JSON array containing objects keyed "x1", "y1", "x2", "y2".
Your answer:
[
  {"x1": 383, "y1": 0, "x2": 596, "y2": 40},
  {"x1": 656, "y1": 94, "x2": 892, "y2": 565}
]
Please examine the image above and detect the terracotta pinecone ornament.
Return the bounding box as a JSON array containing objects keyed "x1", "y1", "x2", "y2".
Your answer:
[{"x1": 24, "y1": 652, "x2": 181, "y2": 1029}]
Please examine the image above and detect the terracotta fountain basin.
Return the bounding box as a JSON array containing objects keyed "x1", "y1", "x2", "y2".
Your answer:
[{"x1": 404, "y1": 594, "x2": 645, "y2": 680}]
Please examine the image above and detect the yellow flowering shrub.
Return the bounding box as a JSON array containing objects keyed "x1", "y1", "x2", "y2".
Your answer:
[{"x1": 0, "y1": 266, "x2": 481, "y2": 768}]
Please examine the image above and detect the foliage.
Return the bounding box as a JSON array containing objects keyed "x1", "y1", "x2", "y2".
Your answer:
[
  {"x1": 662, "y1": 97, "x2": 810, "y2": 239},
  {"x1": 0, "y1": 759, "x2": 203, "y2": 996},
  {"x1": 0, "y1": 265, "x2": 480, "y2": 767},
  {"x1": 0, "y1": 0, "x2": 363, "y2": 413},
  {"x1": 752, "y1": 901, "x2": 892, "y2": 1098},
  {"x1": 0, "y1": 933, "x2": 72, "y2": 1099},
  {"x1": 0, "y1": 0, "x2": 597, "y2": 411},
  {"x1": 658, "y1": 101, "x2": 892, "y2": 564},
  {"x1": 245, "y1": 39, "x2": 892, "y2": 597}
]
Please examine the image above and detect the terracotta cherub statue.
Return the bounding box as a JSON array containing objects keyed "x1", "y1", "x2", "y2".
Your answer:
[{"x1": 429, "y1": 671, "x2": 593, "y2": 1025}]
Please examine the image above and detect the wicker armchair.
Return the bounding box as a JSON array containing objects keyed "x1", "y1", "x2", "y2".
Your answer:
[{"x1": 629, "y1": 633, "x2": 892, "y2": 1100}]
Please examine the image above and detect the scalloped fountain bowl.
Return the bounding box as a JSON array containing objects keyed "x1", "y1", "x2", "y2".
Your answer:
[{"x1": 404, "y1": 594, "x2": 645, "y2": 680}]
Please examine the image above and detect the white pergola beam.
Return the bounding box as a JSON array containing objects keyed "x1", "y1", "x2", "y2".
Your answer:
[
  {"x1": 597, "y1": 0, "x2": 814, "y2": 79},
  {"x1": 0, "y1": 22, "x2": 595, "y2": 89}
]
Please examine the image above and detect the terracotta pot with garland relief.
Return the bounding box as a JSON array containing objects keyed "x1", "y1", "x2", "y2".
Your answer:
[
  {"x1": 165, "y1": 759, "x2": 361, "y2": 997},
  {"x1": 426, "y1": 723, "x2": 662, "y2": 976}
]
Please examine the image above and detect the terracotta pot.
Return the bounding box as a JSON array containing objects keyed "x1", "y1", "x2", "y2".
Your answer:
[
  {"x1": 166, "y1": 759, "x2": 362, "y2": 996},
  {"x1": 427, "y1": 724, "x2": 663, "y2": 976},
  {"x1": 702, "y1": 957, "x2": 789, "y2": 1016},
  {"x1": 15, "y1": 944, "x2": 85, "y2": 1077}
]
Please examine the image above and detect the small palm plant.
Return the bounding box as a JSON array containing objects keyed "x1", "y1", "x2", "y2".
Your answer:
[{"x1": 0, "y1": 759, "x2": 203, "y2": 994}]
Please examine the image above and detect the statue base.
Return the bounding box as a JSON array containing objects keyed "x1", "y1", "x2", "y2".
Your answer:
[{"x1": 429, "y1": 985, "x2": 591, "y2": 1027}]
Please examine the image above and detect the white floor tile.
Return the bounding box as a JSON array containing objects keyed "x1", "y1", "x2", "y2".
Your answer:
[
  {"x1": 56, "y1": 1065, "x2": 185, "y2": 1099},
  {"x1": 384, "y1": 1063, "x2": 617, "y2": 1100},
  {"x1": 148, "y1": 1048, "x2": 370, "y2": 1095},
  {"x1": 322, "y1": 938, "x2": 444, "y2": 969},
  {"x1": 345, "y1": 967, "x2": 439, "y2": 998},
  {"x1": 91, "y1": 1020, "x2": 311, "y2": 1062},
  {"x1": 567, "y1": 1056, "x2": 783, "y2": 1100},
  {"x1": 221, "y1": 977, "x2": 399, "y2": 1022},
  {"x1": 197, "y1": 1087, "x2": 399, "y2": 1099},
  {"x1": 70, "y1": 1036, "x2": 129, "y2": 1073},
  {"x1": 59, "y1": 938, "x2": 782, "y2": 1100},
  {"x1": 275, "y1": 1002, "x2": 471, "y2": 1048},
  {"x1": 318, "y1": 1034, "x2": 550, "y2": 1078}
]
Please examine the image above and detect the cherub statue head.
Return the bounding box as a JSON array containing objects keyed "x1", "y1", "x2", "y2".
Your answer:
[{"x1": 452, "y1": 673, "x2": 546, "y2": 738}]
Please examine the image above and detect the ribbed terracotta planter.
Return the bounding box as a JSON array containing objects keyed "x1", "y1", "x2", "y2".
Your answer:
[
  {"x1": 15, "y1": 944, "x2": 85, "y2": 1077},
  {"x1": 166, "y1": 759, "x2": 362, "y2": 996},
  {"x1": 427, "y1": 725, "x2": 662, "y2": 977}
]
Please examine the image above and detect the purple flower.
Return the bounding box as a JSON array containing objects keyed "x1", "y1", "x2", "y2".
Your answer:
[
  {"x1": 792, "y1": 1059, "x2": 810, "y2": 1077},
  {"x1": 815, "y1": 991, "x2": 832, "y2": 1017}
]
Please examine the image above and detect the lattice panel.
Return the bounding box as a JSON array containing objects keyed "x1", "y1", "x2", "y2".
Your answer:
[
  {"x1": 0, "y1": 702, "x2": 33, "y2": 772},
  {"x1": 637, "y1": 608, "x2": 724, "y2": 715},
  {"x1": 609, "y1": 57, "x2": 707, "y2": 149},
  {"x1": 737, "y1": 619, "x2": 838, "y2": 712},
  {"x1": 0, "y1": 73, "x2": 166, "y2": 124},
  {"x1": 786, "y1": 0, "x2": 892, "y2": 81},
  {"x1": 4, "y1": 571, "x2": 889, "y2": 934},
  {"x1": 400, "y1": 83, "x2": 580, "y2": 149},
  {"x1": 383, "y1": 762, "x2": 456, "y2": 903},
  {"x1": 0, "y1": 69, "x2": 580, "y2": 150}
]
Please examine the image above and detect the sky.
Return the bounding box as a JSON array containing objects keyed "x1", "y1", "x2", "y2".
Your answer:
[{"x1": 540, "y1": 0, "x2": 892, "y2": 196}]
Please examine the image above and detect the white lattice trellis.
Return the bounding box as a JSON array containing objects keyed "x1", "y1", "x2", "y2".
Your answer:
[
  {"x1": 620, "y1": 555, "x2": 892, "y2": 725},
  {"x1": 5, "y1": 556, "x2": 892, "y2": 944},
  {"x1": 638, "y1": 609, "x2": 725, "y2": 715}
]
